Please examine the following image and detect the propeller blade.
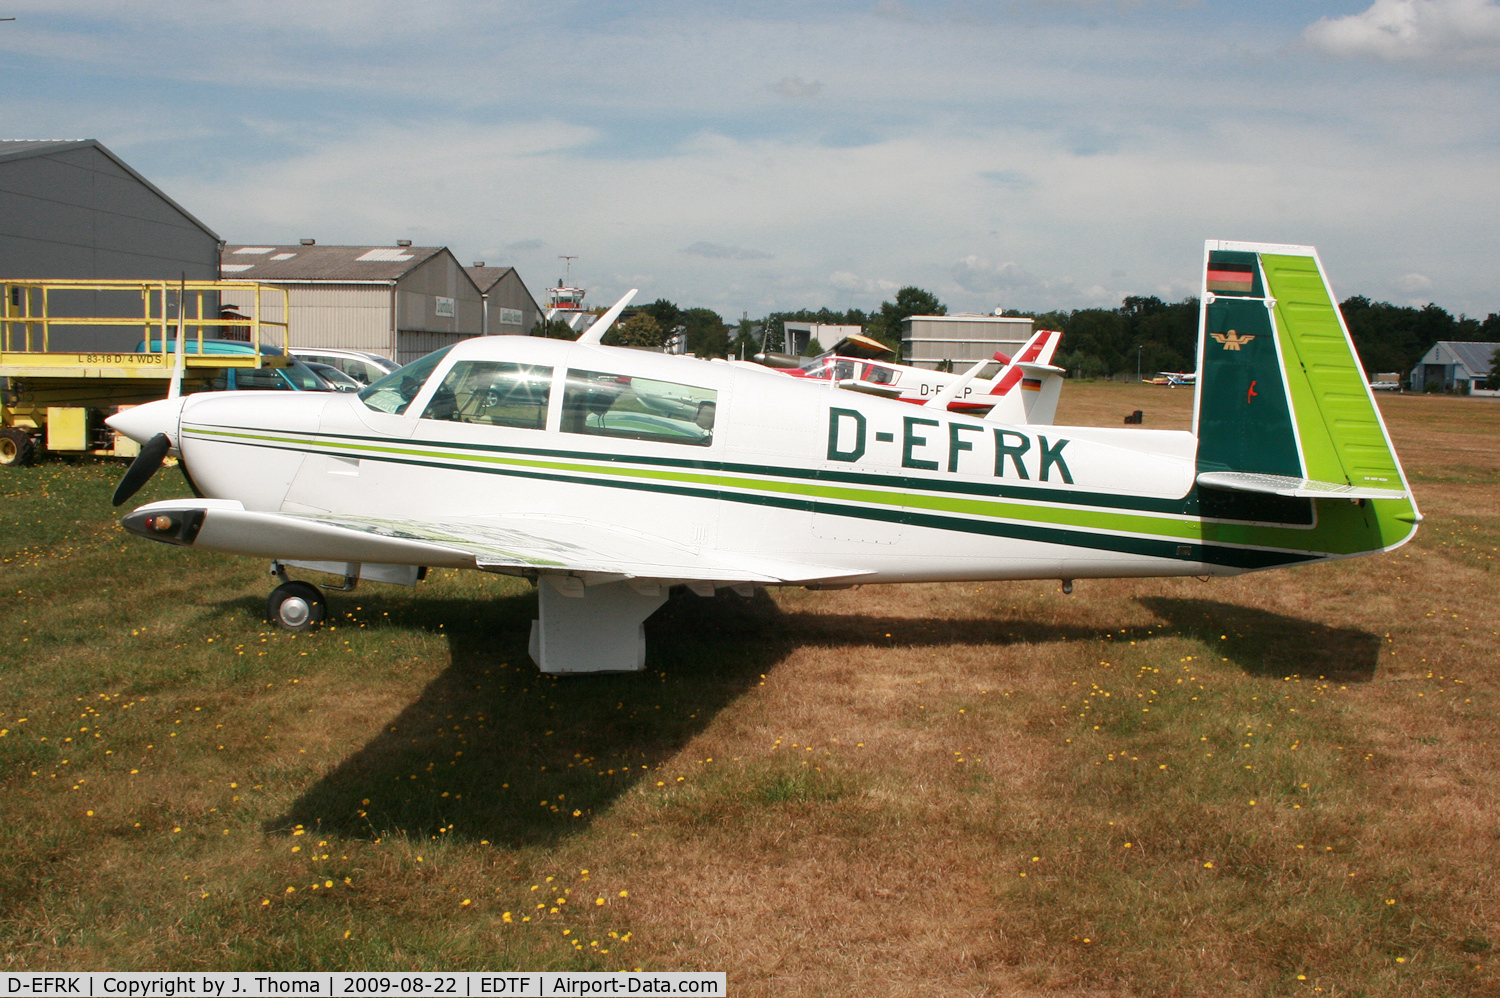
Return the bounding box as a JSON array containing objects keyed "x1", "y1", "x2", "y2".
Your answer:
[{"x1": 112, "y1": 432, "x2": 172, "y2": 507}]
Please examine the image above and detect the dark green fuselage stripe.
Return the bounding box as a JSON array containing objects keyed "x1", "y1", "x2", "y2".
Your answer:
[
  {"x1": 195, "y1": 423, "x2": 1280, "y2": 520},
  {"x1": 185, "y1": 429, "x2": 1317, "y2": 572}
]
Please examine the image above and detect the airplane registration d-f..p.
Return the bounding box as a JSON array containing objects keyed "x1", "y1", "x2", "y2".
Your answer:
[{"x1": 108, "y1": 242, "x2": 1420, "y2": 675}]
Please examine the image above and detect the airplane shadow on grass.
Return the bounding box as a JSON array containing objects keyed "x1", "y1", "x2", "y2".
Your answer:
[
  {"x1": 271, "y1": 590, "x2": 1378, "y2": 847},
  {"x1": 270, "y1": 588, "x2": 1108, "y2": 848},
  {"x1": 1137, "y1": 596, "x2": 1381, "y2": 683}
]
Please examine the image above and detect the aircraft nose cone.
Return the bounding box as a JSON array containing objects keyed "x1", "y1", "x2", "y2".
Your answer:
[{"x1": 106, "y1": 396, "x2": 187, "y2": 447}]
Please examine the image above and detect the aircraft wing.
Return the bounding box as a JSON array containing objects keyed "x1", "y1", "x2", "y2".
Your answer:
[
  {"x1": 835, "y1": 378, "x2": 903, "y2": 399},
  {"x1": 120, "y1": 499, "x2": 867, "y2": 586}
]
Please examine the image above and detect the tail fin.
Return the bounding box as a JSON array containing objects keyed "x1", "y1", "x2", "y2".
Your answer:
[
  {"x1": 982, "y1": 328, "x2": 1065, "y2": 424},
  {"x1": 1193, "y1": 241, "x2": 1419, "y2": 552}
]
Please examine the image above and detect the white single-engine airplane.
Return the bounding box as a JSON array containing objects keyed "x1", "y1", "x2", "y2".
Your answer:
[{"x1": 108, "y1": 242, "x2": 1420, "y2": 675}]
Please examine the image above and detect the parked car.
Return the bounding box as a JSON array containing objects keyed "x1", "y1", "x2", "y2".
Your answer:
[
  {"x1": 288, "y1": 347, "x2": 400, "y2": 386},
  {"x1": 136, "y1": 339, "x2": 337, "y2": 392},
  {"x1": 1369, "y1": 381, "x2": 1401, "y2": 391},
  {"x1": 302, "y1": 361, "x2": 363, "y2": 392}
]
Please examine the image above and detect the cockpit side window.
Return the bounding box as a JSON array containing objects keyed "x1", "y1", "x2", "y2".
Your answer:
[
  {"x1": 560, "y1": 369, "x2": 716, "y2": 446},
  {"x1": 357, "y1": 346, "x2": 453, "y2": 415},
  {"x1": 420, "y1": 362, "x2": 553, "y2": 428}
]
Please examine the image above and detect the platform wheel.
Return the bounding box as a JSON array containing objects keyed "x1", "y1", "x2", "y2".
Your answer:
[{"x1": 0, "y1": 428, "x2": 36, "y2": 468}]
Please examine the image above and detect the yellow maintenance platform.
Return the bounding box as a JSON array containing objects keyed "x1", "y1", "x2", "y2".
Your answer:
[{"x1": 1, "y1": 279, "x2": 291, "y2": 466}]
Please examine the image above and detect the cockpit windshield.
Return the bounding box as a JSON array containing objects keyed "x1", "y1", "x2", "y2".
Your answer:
[{"x1": 357, "y1": 347, "x2": 454, "y2": 415}]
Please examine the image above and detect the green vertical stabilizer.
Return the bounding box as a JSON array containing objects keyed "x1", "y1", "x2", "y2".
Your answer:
[
  {"x1": 1261, "y1": 253, "x2": 1406, "y2": 492},
  {"x1": 1193, "y1": 241, "x2": 1419, "y2": 560},
  {"x1": 1195, "y1": 252, "x2": 1301, "y2": 478}
]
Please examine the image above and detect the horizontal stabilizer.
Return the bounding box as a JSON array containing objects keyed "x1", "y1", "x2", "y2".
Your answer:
[{"x1": 1196, "y1": 471, "x2": 1408, "y2": 500}]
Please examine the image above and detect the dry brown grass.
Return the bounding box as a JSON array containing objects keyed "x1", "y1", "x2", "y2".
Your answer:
[{"x1": 0, "y1": 384, "x2": 1496, "y2": 996}]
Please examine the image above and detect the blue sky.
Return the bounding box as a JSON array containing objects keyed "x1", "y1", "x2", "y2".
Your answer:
[{"x1": 3, "y1": 0, "x2": 1499, "y2": 320}]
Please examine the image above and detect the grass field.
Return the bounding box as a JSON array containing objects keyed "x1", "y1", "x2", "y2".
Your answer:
[{"x1": 1, "y1": 383, "x2": 1496, "y2": 996}]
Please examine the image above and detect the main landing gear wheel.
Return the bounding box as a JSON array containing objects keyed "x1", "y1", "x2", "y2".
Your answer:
[
  {"x1": 0, "y1": 428, "x2": 35, "y2": 468},
  {"x1": 267, "y1": 581, "x2": 327, "y2": 632}
]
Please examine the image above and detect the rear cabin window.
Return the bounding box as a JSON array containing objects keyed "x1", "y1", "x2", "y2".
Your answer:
[
  {"x1": 420, "y1": 362, "x2": 553, "y2": 429},
  {"x1": 560, "y1": 369, "x2": 716, "y2": 446},
  {"x1": 358, "y1": 347, "x2": 453, "y2": 415}
]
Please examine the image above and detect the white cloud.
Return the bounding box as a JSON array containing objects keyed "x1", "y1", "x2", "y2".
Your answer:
[
  {"x1": 683, "y1": 242, "x2": 774, "y2": 261},
  {"x1": 1397, "y1": 272, "x2": 1433, "y2": 291},
  {"x1": 6, "y1": 2, "x2": 1499, "y2": 316},
  {"x1": 1304, "y1": 0, "x2": 1500, "y2": 66},
  {"x1": 768, "y1": 76, "x2": 823, "y2": 99},
  {"x1": 830, "y1": 271, "x2": 900, "y2": 295},
  {"x1": 951, "y1": 256, "x2": 1037, "y2": 294}
]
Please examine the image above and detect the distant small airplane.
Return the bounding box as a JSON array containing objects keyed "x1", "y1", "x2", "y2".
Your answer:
[
  {"x1": 760, "y1": 328, "x2": 1067, "y2": 423},
  {"x1": 1147, "y1": 371, "x2": 1196, "y2": 387},
  {"x1": 108, "y1": 241, "x2": 1419, "y2": 675}
]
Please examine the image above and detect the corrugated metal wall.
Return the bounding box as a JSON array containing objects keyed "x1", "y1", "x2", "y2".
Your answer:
[
  {"x1": 397, "y1": 331, "x2": 470, "y2": 365},
  {"x1": 902, "y1": 316, "x2": 1034, "y2": 369},
  {"x1": 0, "y1": 144, "x2": 221, "y2": 352},
  {"x1": 396, "y1": 252, "x2": 483, "y2": 336},
  {"x1": 252, "y1": 285, "x2": 393, "y2": 356},
  {"x1": 485, "y1": 270, "x2": 540, "y2": 335}
]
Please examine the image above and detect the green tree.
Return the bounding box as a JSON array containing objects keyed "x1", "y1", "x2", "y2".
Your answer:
[
  {"x1": 682, "y1": 307, "x2": 730, "y2": 358},
  {"x1": 1336, "y1": 297, "x2": 1481, "y2": 377},
  {"x1": 531, "y1": 317, "x2": 577, "y2": 340},
  {"x1": 803, "y1": 337, "x2": 824, "y2": 357},
  {"x1": 641, "y1": 298, "x2": 682, "y2": 335},
  {"x1": 873, "y1": 286, "x2": 945, "y2": 352},
  {"x1": 604, "y1": 312, "x2": 663, "y2": 348}
]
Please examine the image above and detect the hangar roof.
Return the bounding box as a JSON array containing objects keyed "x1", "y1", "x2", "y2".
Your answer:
[
  {"x1": 1416, "y1": 340, "x2": 1500, "y2": 377},
  {"x1": 220, "y1": 244, "x2": 447, "y2": 282},
  {"x1": 464, "y1": 265, "x2": 517, "y2": 293}
]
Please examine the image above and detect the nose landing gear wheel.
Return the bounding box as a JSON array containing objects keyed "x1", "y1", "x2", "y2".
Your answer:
[{"x1": 268, "y1": 581, "x2": 327, "y2": 632}]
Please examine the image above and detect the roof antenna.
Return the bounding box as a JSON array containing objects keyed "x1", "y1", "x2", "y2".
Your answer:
[{"x1": 559, "y1": 255, "x2": 577, "y2": 287}]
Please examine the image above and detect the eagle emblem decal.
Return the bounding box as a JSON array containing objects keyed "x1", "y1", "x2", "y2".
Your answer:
[{"x1": 1211, "y1": 330, "x2": 1255, "y2": 351}]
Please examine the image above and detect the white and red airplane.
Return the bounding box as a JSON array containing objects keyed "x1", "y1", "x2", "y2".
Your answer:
[{"x1": 766, "y1": 328, "x2": 1066, "y2": 423}]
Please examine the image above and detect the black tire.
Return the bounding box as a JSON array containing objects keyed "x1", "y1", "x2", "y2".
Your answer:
[
  {"x1": 0, "y1": 427, "x2": 35, "y2": 468},
  {"x1": 267, "y1": 581, "x2": 327, "y2": 632}
]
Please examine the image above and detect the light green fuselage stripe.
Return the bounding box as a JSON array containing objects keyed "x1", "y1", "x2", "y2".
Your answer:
[{"x1": 183, "y1": 424, "x2": 1405, "y2": 559}]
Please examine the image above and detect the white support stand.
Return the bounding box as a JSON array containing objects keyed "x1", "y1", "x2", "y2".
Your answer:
[{"x1": 528, "y1": 577, "x2": 669, "y2": 675}]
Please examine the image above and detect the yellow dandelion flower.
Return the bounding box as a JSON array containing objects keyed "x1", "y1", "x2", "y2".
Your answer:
[
  {"x1": 618, "y1": 890, "x2": 629, "y2": 898},
  {"x1": 595, "y1": 898, "x2": 605, "y2": 906}
]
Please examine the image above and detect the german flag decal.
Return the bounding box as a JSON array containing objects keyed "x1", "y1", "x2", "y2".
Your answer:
[{"x1": 1206, "y1": 262, "x2": 1255, "y2": 294}]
